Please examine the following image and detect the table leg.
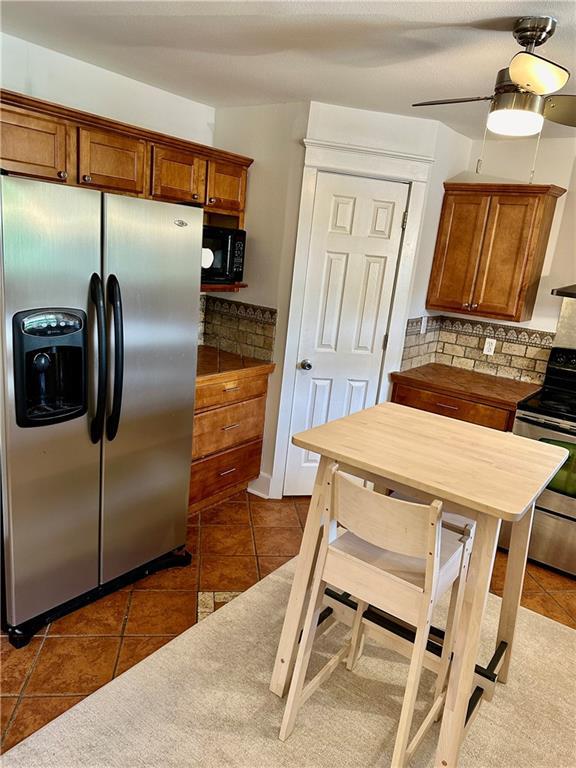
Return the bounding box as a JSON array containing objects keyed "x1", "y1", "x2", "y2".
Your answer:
[
  {"x1": 270, "y1": 456, "x2": 334, "y2": 698},
  {"x1": 435, "y1": 513, "x2": 501, "y2": 768},
  {"x1": 496, "y1": 503, "x2": 534, "y2": 684}
]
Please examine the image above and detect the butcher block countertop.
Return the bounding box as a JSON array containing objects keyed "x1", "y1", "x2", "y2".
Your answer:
[
  {"x1": 390, "y1": 363, "x2": 541, "y2": 410},
  {"x1": 196, "y1": 345, "x2": 275, "y2": 385}
]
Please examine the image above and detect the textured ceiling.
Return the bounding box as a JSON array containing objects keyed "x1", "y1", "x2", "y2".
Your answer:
[{"x1": 2, "y1": 1, "x2": 576, "y2": 138}]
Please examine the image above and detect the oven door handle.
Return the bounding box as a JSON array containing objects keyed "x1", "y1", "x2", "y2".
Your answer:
[{"x1": 516, "y1": 415, "x2": 576, "y2": 438}]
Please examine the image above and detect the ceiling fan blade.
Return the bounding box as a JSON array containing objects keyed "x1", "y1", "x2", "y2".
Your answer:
[
  {"x1": 412, "y1": 96, "x2": 492, "y2": 107},
  {"x1": 544, "y1": 95, "x2": 576, "y2": 127},
  {"x1": 509, "y1": 52, "x2": 570, "y2": 95}
]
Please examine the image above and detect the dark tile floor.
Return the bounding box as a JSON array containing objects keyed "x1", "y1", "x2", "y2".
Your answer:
[{"x1": 1, "y1": 492, "x2": 575, "y2": 752}]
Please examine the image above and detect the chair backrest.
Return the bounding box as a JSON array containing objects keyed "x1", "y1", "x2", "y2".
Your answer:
[{"x1": 332, "y1": 470, "x2": 443, "y2": 563}]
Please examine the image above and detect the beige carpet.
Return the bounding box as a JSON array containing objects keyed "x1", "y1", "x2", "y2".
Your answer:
[{"x1": 3, "y1": 561, "x2": 575, "y2": 768}]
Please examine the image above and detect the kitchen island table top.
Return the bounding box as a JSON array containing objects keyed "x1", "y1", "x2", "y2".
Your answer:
[{"x1": 292, "y1": 401, "x2": 567, "y2": 522}]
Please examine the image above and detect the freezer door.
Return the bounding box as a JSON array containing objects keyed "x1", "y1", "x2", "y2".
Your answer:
[
  {"x1": 0, "y1": 177, "x2": 102, "y2": 625},
  {"x1": 101, "y1": 195, "x2": 201, "y2": 582}
]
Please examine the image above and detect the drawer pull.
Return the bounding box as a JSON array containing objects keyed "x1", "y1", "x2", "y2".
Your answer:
[
  {"x1": 436, "y1": 402, "x2": 459, "y2": 411},
  {"x1": 219, "y1": 467, "x2": 237, "y2": 477},
  {"x1": 221, "y1": 423, "x2": 240, "y2": 431},
  {"x1": 224, "y1": 386, "x2": 240, "y2": 392}
]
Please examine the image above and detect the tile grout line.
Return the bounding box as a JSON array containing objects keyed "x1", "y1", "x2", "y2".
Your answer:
[
  {"x1": 247, "y1": 493, "x2": 262, "y2": 581},
  {"x1": 111, "y1": 590, "x2": 133, "y2": 678}
]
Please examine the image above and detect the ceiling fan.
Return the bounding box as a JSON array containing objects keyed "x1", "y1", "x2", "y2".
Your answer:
[{"x1": 413, "y1": 16, "x2": 576, "y2": 135}]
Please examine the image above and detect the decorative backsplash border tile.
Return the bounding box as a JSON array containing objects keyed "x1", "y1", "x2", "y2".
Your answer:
[
  {"x1": 202, "y1": 296, "x2": 277, "y2": 362},
  {"x1": 438, "y1": 317, "x2": 554, "y2": 349},
  {"x1": 401, "y1": 316, "x2": 554, "y2": 385},
  {"x1": 205, "y1": 296, "x2": 277, "y2": 325}
]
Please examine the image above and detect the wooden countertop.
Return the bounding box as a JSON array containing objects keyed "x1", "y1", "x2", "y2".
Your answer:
[
  {"x1": 197, "y1": 345, "x2": 275, "y2": 384},
  {"x1": 292, "y1": 402, "x2": 567, "y2": 521},
  {"x1": 390, "y1": 363, "x2": 541, "y2": 410}
]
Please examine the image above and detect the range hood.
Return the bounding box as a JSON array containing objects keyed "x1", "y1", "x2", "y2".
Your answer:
[{"x1": 552, "y1": 285, "x2": 576, "y2": 299}]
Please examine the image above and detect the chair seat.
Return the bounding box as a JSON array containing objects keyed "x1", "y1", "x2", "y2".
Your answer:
[{"x1": 329, "y1": 528, "x2": 464, "y2": 591}]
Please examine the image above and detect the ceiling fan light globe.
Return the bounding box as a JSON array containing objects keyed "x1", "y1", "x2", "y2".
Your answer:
[
  {"x1": 509, "y1": 52, "x2": 570, "y2": 96},
  {"x1": 487, "y1": 92, "x2": 545, "y2": 136}
]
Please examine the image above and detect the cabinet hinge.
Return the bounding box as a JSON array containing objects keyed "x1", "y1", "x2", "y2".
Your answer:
[
  {"x1": 382, "y1": 333, "x2": 389, "y2": 351},
  {"x1": 401, "y1": 210, "x2": 408, "y2": 230}
]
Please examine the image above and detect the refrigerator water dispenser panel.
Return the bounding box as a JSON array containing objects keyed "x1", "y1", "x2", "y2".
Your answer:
[{"x1": 13, "y1": 309, "x2": 88, "y2": 427}]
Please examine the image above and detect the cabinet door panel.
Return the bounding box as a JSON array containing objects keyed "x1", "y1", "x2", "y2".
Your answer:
[
  {"x1": 426, "y1": 194, "x2": 490, "y2": 312},
  {"x1": 206, "y1": 160, "x2": 246, "y2": 211},
  {"x1": 78, "y1": 128, "x2": 145, "y2": 193},
  {"x1": 151, "y1": 145, "x2": 207, "y2": 202},
  {"x1": 472, "y1": 196, "x2": 539, "y2": 320},
  {"x1": 0, "y1": 108, "x2": 68, "y2": 181}
]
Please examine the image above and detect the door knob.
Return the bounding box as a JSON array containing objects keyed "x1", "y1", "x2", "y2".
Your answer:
[{"x1": 300, "y1": 359, "x2": 313, "y2": 370}]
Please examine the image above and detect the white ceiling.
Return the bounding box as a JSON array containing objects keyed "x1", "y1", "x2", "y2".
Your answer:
[{"x1": 2, "y1": 1, "x2": 576, "y2": 138}]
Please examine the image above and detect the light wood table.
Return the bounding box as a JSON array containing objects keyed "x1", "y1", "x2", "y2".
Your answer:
[{"x1": 270, "y1": 403, "x2": 567, "y2": 767}]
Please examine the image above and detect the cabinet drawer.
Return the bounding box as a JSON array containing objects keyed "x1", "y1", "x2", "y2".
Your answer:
[
  {"x1": 78, "y1": 127, "x2": 145, "y2": 193},
  {"x1": 1, "y1": 107, "x2": 68, "y2": 181},
  {"x1": 195, "y1": 374, "x2": 268, "y2": 412},
  {"x1": 392, "y1": 384, "x2": 510, "y2": 431},
  {"x1": 189, "y1": 440, "x2": 262, "y2": 504},
  {"x1": 192, "y1": 396, "x2": 266, "y2": 460}
]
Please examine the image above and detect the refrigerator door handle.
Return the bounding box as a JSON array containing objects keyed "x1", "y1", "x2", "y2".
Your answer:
[
  {"x1": 106, "y1": 274, "x2": 124, "y2": 441},
  {"x1": 89, "y1": 273, "x2": 107, "y2": 444}
]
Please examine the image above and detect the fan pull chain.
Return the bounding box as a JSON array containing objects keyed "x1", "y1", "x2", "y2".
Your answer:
[
  {"x1": 475, "y1": 120, "x2": 489, "y2": 175},
  {"x1": 529, "y1": 128, "x2": 543, "y2": 183}
]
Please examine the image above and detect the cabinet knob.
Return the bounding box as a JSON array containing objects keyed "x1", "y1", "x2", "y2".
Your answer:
[
  {"x1": 57, "y1": 170, "x2": 68, "y2": 180},
  {"x1": 463, "y1": 303, "x2": 470, "y2": 309},
  {"x1": 192, "y1": 193, "x2": 199, "y2": 200},
  {"x1": 471, "y1": 303, "x2": 478, "y2": 310},
  {"x1": 82, "y1": 175, "x2": 92, "y2": 183},
  {"x1": 208, "y1": 197, "x2": 216, "y2": 204}
]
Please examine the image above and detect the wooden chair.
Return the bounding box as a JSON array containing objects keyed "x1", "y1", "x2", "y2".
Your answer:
[{"x1": 279, "y1": 468, "x2": 473, "y2": 767}]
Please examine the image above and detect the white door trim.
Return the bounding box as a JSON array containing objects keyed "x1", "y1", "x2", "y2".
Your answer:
[{"x1": 267, "y1": 139, "x2": 434, "y2": 498}]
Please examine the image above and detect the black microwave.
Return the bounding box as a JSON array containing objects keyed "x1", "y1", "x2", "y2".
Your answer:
[{"x1": 201, "y1": 227, "x2": 245, "y2": 284}]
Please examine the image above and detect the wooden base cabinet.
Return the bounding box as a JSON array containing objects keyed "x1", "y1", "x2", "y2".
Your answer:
[
  {"x1": 426, "y1": 183, "x2": 566, "y2": 322},
  {"x1": 190, "y1": 357, "x2": 274, "y2": 511}
]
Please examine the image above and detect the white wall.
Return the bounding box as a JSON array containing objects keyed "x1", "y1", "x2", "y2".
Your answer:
[
  {"x1": 213, "y1": 102, "x2": 310, "y2": 486},
  {"x1": 1, "y1": 34, "x2": 215, "y2": 144},
  {"x1": 460, "y1": 137, "x2": 576, "y2": 333},
  {"x1": 407, "y1": 123, "x2": 473, "y2": 317}
]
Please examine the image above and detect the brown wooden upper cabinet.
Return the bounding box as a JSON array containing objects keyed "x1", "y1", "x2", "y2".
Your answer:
[
  {"x1": 426, "y1": 183, "x2": 566, "y2": 322},
  {"x1": 78, "y1": 127, "x2": 146, "y2": 194},
  {"x1": 151, "y1": 144, "x2": 207, "y2": 203},
  {"x1": 0, "y1": 107, "x2": 69, "y2": 182},
  {"x1": 206, "y1": 160, "x2": 246, "y2": 212}
]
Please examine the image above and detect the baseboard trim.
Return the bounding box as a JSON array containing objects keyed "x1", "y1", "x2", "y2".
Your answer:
[{"x1": 248, "y1": 472, "x2": 276, "y2": 499}]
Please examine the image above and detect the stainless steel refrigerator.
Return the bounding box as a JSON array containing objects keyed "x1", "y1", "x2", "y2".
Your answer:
[{"x1": 0, "y1": 177, "x2": 201, "y2": 644}]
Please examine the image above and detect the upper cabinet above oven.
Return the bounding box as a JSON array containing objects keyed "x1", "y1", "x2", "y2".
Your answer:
[
  {"x1": 426, "y1": 183, "x2": 566, "y2": 322},
  {"x1": 0, "y1": 90, "x2": 252, "y2": 228}
]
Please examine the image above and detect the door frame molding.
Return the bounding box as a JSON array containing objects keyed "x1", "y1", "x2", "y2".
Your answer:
[{"x1": 264, "y1": 139, "x2": 434, "y2": 498}]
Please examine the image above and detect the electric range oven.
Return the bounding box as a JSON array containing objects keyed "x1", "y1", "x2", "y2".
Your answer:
[{"x1": 500, "y1": 346, "x2": 576, "y2": 575}]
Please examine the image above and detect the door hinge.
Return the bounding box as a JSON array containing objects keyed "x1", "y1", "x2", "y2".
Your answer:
[
  {"x1": 382, "y1": 333, "x2": 389, "y2": 351},
  {"x1": 401, "y1": 210, "x2": 408, "y2": 230}
]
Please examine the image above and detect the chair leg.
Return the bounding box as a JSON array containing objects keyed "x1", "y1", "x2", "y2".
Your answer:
[
  {"x1": 391, "y1": 619, "x2": 431, "y2": 768},
  {"x1": 279, "y1": 570, "x2": 327, "y2": 742},
  {"x1": 435, "y1": 526, "x2": 475, "y2": 710},
  {"x1": 346, "y1": 599, "x2": 368, "y2": 671}
]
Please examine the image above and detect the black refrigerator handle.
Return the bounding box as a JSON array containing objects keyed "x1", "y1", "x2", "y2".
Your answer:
[
  {"x1": 89, "y1": 273, "x2": 107, "y2": 444},
  {"x1": 106, "y1": 274, "x2": 124, "y2": 441}
]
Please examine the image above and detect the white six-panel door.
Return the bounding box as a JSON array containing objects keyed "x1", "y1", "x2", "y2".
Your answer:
[{"x1": 284, "y1": 172, "x2": 409, "y2": 495}]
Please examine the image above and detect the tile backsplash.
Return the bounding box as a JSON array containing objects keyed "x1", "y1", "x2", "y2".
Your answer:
[
  {"x1": 401, "y1": 316, "x2": 554, "y2": 385},
  {"x1": 202, "y1": 296, "x2": 277, "y2": 361}
]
